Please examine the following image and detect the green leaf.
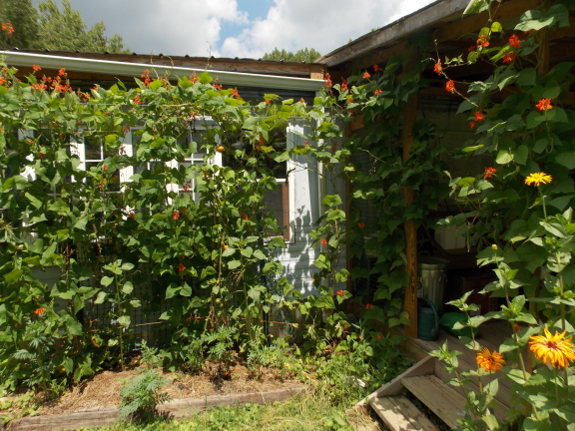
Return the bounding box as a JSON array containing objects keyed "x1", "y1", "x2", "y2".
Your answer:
[
  {"x1": 95, "y1": 291, "x2": 107, "y2": 304},
  {"x1": 3, "y1": 269, "x2": 23, "y2": 283},
  {"x1": 228, "y1": 260, "x2": 242, "y2": 270},
  {"x1": 490, "y1": 22, "x2": 503, "y2": 33},
  {"x1": 122, "y1": 282, "x2": 134, "y2": 295},
  {"x1": 101, "y1": 276, "x2": 114, "y2": 287},
  {"x1": 180, "y1": 283, "x2": 192, "y2": 297},
  {"x1": 118, "y1": 315, "x2": 131, "y2": 327},
  {"x1": 199, "y1": 71, "x2": 212, "y2": 84}
]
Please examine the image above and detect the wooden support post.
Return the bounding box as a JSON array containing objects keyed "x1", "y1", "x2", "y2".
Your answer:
[{"x1": 403, "y1": 90, "x2": 419, "y2": 338}]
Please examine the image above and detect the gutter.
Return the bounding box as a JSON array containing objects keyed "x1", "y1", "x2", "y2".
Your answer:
[{"x1": 1, "y1": 51, "x2": 324, "y2": 92}]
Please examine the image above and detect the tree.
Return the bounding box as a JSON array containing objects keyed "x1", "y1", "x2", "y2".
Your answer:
[
  {"x1": 0, "y1": 0, "x2": 39, "y2": 49},
  {"x1": 262, "y1": 47, "x2": 321, "y2": 63},
  {"x1": 34, "y1": 0, "x2": 130, "y2": 53}
]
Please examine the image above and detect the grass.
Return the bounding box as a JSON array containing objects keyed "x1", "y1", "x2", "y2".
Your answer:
[{"x1": 84, "y1": 387, "x2": 382, "y2": 431}]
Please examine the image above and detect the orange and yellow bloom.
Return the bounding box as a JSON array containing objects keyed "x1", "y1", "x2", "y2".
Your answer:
[
  {"x1": 536, "y1": 98, "x2": 553, "y2": 111},
  {"x1": 476, "y1": 347, "x2": 505, "y2": 372},
  {"x1": 529, "y1": 328, "x2": 575, "y2": 370}
]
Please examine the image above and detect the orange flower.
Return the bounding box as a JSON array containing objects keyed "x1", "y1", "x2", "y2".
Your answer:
[
  {"x1": 433, "y1": 61, "x2": 442, "y2": 75},
  {"x1": 365, "y1": 303, "x2": 374, "y2": 309},
  {"x1": 0, "y1": 77, "x2": 5, "y2": 85},
  {"x1": 529, "y1": 328, "x2": 575, "y2": 370},
  {"x1": 484, "y1": 167, "x2": 496, "y2": 179},
  {"x1": 377, "y1": 333, "x2": 382, "y2": 340},
  {"x1": 476, "y1": 347, "x2": 505, "y2": 372},
  {"x1": 509, "y1": 34, "x2": 521, "y2": 49},
  {"x1": 103, "y1": 164, "x2": 108, "y2": 171},
  {"x1": 265, "y1": 99, "x2": 272, "y2": 104},
  {"x1": 362, "y1": 71, "x2": 371, "y2": 79},
  {"x1": 171, "y1": 210, "x2": 180, "y2": 220},
  {"x1": 477, "y1": 34, "x2": 490, "y2": 47},
  {"x1": 374, "y1": 89, "x2": 382, "y2": 96},
  {"x1": 358, "y1": 222, "x2": 365, "y2": 228},
  {"x1": 177, "y1": 263, "x2": 186, "y2": 274},
  {"x1": 445, "y1": 80, "x2": 455, "y2": 93},
  {"x1": 337, "y1": 290, "x2": 345, "y2": 296},
  {"x1": 469, "y1": 121, "x2": 476, "y2": 129},
  {"x1": 34, "y1": 308, "x2": 46, "y2": 315},
  {"x1": 323, "y1": 73, "x2": 332, "y2": 87},
  {"x1": 32, "y1": 65, "x2": 41, "y2": 71},
  {"x1": 502, "y1": 53, "x2": 516, "y2": 64},
  {"x1": 129, "y1": 212, "x2": 135, "y2": 219},
  {"x1": 474, "y1": 110, "x2": 484, "y2": 122},
  {"x1": 373, "y1": 64, "x2": 382, "y2": 72},
  {"x1": 536, "y1": 98, "x2": 553, "y2": 111},
  {"x1": 59, "y1": 68, "x2": 66, "y2": 76},
  {"x1": 321, "y1": 238, "x2": 328, "y2": 246}
]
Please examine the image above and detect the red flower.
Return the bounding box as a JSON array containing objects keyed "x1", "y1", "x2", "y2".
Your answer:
[
  {"x1": 502, "y1": 53, "x2": 516, "y2": 64},
  {"x1": 32, "y1": 64, "x2": 41, "y2": 71},
  {"x1": 377, "y1": 333, "x2": 382, "y2": 340},
  {"x1": 299, "y1": 98, "x2": 306, "y2": 103},
  {"x1": 374, "y1": 89, "x2": 382, "y2": 96},
  {"x1": 58, "y1": 68, "x2": 66, "y2": 76},
  {"x1": 171, "y1": 210, "x2": 180, "y2": 220},
  {"x1": 340, "y1": 79, "x2": 348, "y2": 90},
  {"x1": 337, "y1": 290, "x2": 345, "y2": 296},
  {"x1": 177, "y1": 263, "x2": 186, "y2": 274},
  {"x1": 321, "y1": 238, "x2": 328, "y2": 246},
  {"x1": 474, "y1": 110, "x2": 484, "y2": 122},
  {"x1": 324, "y1": 73, "x2": 332, "y2": 87},
  {"x1": 103, "y1": 163, "x2": 108, "y2": 171},
  {"x1": 34, "y1": 308, "x2": 46, "y2": 315},
  {"x1": 484, "y1": 167, "x2": 497, "y2": 179},
  {"x1": 477, "y1": 34, "x2": 490, "y2": 47},
  {"x1": 509, "y1": 34, "x2": 521, "y2": 49},
  {"x1": 0, "y1": 78, "x2": 5, "y2": 85},
  {"x1": 133, "y1": 95, "x2": 141, "y2": 105},
  {"x1": 373, "y1": 64, "x2": 382, "y2": 72},
  {"x1": 362, "y1": 71, "x2": 371, "y2": 79},
  {"x1": 231, "y1": 88, "x2": 241, "y2": 99},
  {"x1": 365, "y1": 303, "x2": 374, "y2": 309},
  {"x1": 536, "y1": 98, "x2": 553, "y2": 111},
  {"x1": 358, "y1": 222, "x2": 365, "y2": 228},
  {"x1": 265, "y1": 99, "x2": 272, "y2": 104},
  {"x1": 445, "y1": 80, "x2": 455, "y2": 93},
  {"x1": 129, "y1": 212, "x2": 135, "y2": 219},
  {"x1": 469, "y1": 121, "x2": 476, "y2": 129},
  {"x1": 433, "y1": 61, "x2": 442, "y2": 75}
]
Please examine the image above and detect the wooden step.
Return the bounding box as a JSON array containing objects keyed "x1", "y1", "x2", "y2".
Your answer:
[
  {"x1": 369, "y1": 395, "x2": 436, "y2": 431},
  {"x1": 401, "y1": 375, "x2": 467, "y2": 429}
]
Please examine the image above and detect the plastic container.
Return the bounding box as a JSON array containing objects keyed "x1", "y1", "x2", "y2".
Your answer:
[
  {"x1": 418, "y1": 255, "x2": 449, "y2": 313},
  {"x1": 418, "y1": 297, "x2": 439, "y2": 341}
]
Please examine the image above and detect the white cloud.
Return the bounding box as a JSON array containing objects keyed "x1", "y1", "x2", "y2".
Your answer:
[
  {"x1": 36, "y1": 0, "x2": 248, "y2": 56},
  {"x1": 219, "y1": 0, "x2": 437, "y2": 59}
]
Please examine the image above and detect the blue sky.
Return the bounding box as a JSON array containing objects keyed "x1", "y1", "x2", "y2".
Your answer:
[{"x1": 31, "y1": 0, "x2": 437, "y2": 59}]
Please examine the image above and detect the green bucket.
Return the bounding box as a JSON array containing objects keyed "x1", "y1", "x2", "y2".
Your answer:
[
  {"x1": 439, "y1": 312, "x2": 477, "y2": 338},
  {"x1": 418, "y1": 297, "x2": 439, "y2": 341}
]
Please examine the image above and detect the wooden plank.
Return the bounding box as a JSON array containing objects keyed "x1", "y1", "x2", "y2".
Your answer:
[
  {"x1": 7, "y1": 387, "x2": 306, "y2": 431},
  {"x1": 357, "y1": 356, "x2": 435, "y2": 408},
  {"x1": 319, "y1": 0, "x2": 469, "y2": 67},
  {"x1": 402, "y1": 375, "x2": 466, "y2": 428},
  {"x1": 370, "y1": 395, "x2": 436, "y2": 431},
  {"x1": 403, "y1": 81, "x2": 419, "y2": 339}
]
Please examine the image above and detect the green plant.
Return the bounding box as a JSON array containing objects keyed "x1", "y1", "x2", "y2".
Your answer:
[{"x1": 118, "y1": 369, "x2": 171, "y2": 423}]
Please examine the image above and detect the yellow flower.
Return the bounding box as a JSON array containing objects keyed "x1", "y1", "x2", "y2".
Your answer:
[
  {"x1": 524, "y1": 172, "x2": 552, "y2": 186},
  {"x1": 529, "y1": 328, "x2": 575, "y2": 370},
  {"x1": 476, "y1": 347, "x2": 505, "y2": 372}
]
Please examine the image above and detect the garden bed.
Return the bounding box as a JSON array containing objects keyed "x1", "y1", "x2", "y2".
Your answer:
[{"x1": 2, "y1": 362, "x2": 307, "y2": 430}]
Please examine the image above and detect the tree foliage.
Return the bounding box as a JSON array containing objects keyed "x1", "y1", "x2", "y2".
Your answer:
[
  {"x1": 262, "y1": 47, "x2": 321, "y2": 63},
  {"x1": 0, "y1": 0, "x2": 129, "y2": 53},
  {"x1": 0, "y1": 0, "x2": 39, "y2": 50}
]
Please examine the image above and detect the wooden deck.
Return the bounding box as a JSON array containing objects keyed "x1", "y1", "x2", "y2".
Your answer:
[{"x1": 397, "y1": 319, "x2": 514, "y2": 417}]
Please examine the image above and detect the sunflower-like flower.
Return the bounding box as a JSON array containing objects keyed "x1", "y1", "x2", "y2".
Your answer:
[
  {"x1": 529, "y1": 328, "x2": 575, "y2": 370},
  {"x1": 525, "y1": 172, "x2": 552, "y2": 186},
  {"x1": 476, "y1": 347, "x2": 505, "y2": 372}
]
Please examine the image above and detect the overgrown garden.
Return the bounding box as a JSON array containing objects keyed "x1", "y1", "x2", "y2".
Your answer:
[{"x1": 1, "y1": 0, "x2": 575, "y2": 429}]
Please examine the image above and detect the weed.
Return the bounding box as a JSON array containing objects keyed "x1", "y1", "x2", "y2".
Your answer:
[{"x1": 118, "y1": 369, "x2": 171, "y2": 423}]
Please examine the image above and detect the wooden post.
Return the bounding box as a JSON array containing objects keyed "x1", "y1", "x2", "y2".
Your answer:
[{"x1": 403, "y1": 91, "x2": 419, "y2": 338}]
